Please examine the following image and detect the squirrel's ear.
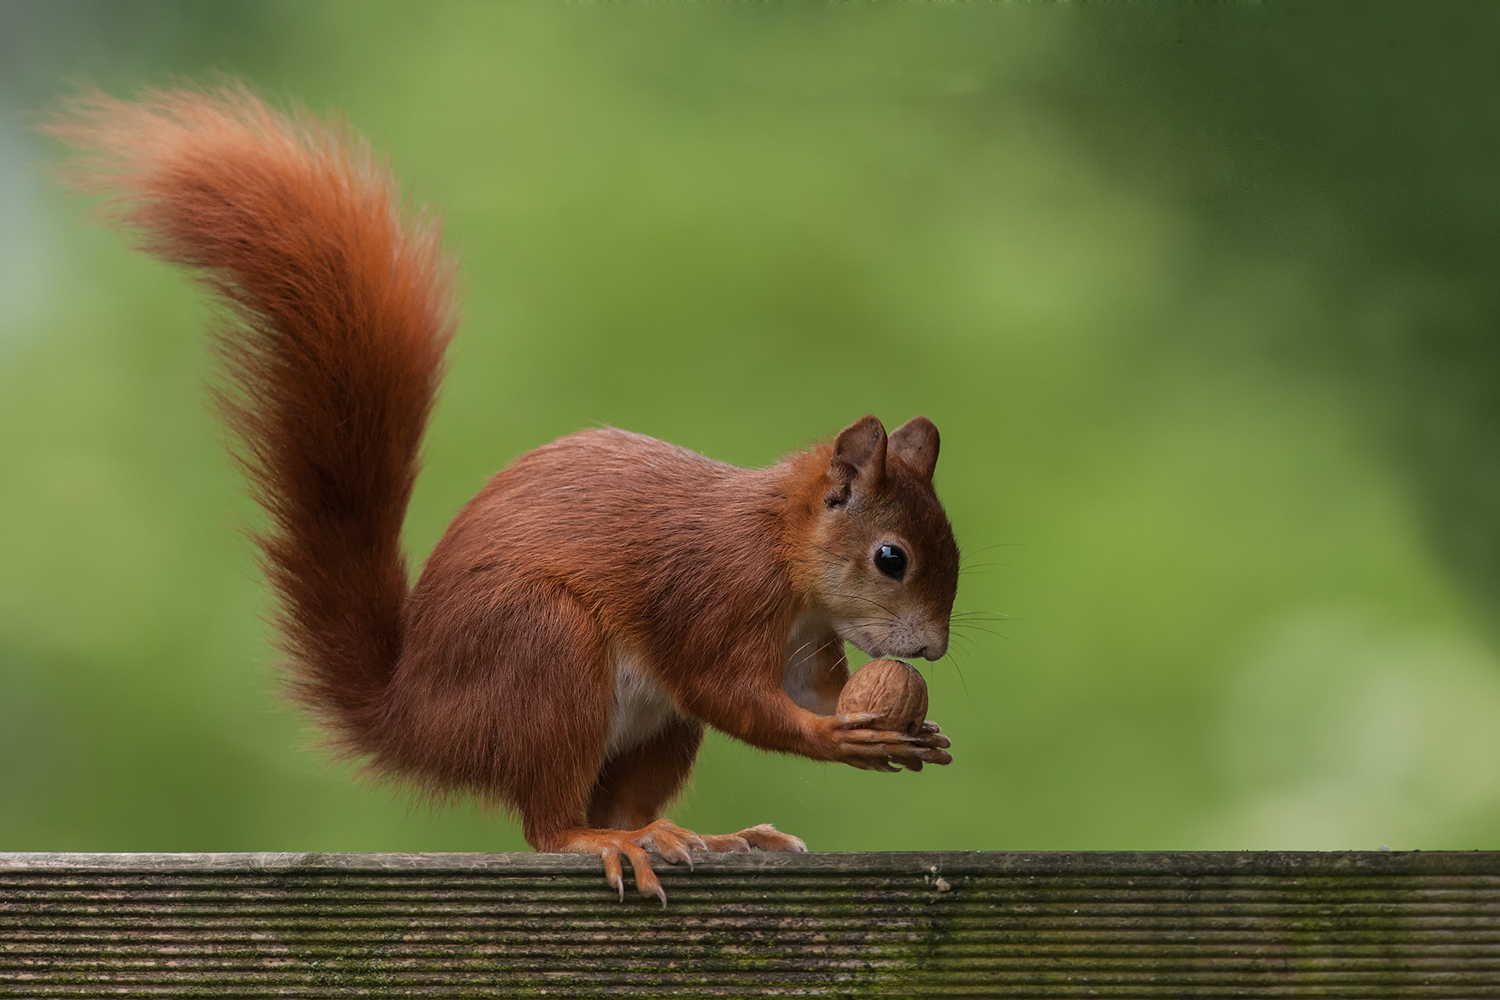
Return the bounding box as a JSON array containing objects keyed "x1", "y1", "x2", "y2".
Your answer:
[
  {"x1": 888, "y1": 416, "x2": 940, "y2": 482},
  {"x1": 826, "y1": 415, "x2": 887, "y2": 507}
]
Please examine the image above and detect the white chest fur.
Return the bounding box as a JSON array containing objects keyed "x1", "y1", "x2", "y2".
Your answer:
[
  {"x1": 782, "y1": 610, "x2": 840, "y2": 715},
  {"x1": 604, "y1": 645, "x2": 680, "y2": 759}
]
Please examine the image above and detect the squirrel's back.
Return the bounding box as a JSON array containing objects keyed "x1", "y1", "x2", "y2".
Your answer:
[
  {"x1": 412, "y1": 426, "x2": 809, "y2": 627},
  {"x1": 45, "y1": 87, "x2": 458, "y2": 754}
]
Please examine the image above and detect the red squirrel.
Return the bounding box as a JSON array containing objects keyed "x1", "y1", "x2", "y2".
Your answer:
[{"x1": 47, "y1": 87, "x2": 959, "y2": 902}]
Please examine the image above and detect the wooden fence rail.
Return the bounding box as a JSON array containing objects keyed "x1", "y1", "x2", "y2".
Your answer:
[{"x1": 3, "y1": 851, "x2": 1499, "y2": 997}]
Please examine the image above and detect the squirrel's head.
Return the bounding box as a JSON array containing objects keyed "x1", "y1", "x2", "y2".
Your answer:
[{"x1": 805, "y1": 415, "x2": 959, "y2": 661}]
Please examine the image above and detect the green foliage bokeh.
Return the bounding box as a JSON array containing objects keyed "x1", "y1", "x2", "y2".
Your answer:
[{"x1": 2, "y1": 1, "x2": 1498, "y2": 853}]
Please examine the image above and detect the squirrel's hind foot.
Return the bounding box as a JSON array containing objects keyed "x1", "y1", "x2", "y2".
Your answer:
[
  {"x1": 556, "y1": 819, "x2": 704, "y2": 905},
  {"x1": 554, "y1": 819, "x2": 806, "y2": 904},
  {"x1": 699, "y1": 823, "x2": 808, "y2": 854}
]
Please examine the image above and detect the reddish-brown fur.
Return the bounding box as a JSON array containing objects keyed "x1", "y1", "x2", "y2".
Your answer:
[{"x1": 47, "y1": 87, "x2": 960, "y2": 903}]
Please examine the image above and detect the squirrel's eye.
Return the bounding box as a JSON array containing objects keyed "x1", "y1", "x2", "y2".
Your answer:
[{"x1": 874, "y1": 544, "x2": 907, "y2": 579}]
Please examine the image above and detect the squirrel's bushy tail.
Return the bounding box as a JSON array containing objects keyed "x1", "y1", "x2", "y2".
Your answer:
[{"x1": 47, "y1": 87, "x2": 456, "y2": 754}]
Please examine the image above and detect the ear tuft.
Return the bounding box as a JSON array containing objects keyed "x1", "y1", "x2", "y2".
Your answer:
[
  {"x1": 888, "y1": 416, "x2": 940, "y2": 481},
  {"x1": 826, "y1": 415, "x2": 887, "y2": 507}
]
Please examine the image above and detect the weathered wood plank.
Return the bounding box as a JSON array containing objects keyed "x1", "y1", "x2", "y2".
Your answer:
[{"x1": 3, "y1": 851, "x2": 1498, "y2": 997}]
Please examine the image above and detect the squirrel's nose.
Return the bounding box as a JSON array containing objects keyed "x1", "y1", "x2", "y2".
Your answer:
[{"x1": 921, "y1": 634, "x2": 948, "y2": 660}]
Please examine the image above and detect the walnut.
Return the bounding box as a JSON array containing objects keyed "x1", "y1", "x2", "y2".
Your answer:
[{"x1": 836, "y1": 659, "x2": 928, "y2": 735}]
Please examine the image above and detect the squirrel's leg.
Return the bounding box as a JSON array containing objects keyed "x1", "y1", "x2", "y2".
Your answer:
[
  {"x1": 536, "y1": 718, "x2": 714, "y2": 903},
  {"x1": 388, "y1": 583, "x2": 615, "y2": 845},
  {"x1": 586, "y1": 715, "x2": 704, "y2": 831},
  {"x1": 523, "y1": 714, "x2": 706, "y2": 903},
  {"x1": 587, "y1": 725, "x2": 808, "y2": 854},
  {"x1": 532, "y1": 718, "x2": 803, "y2": 904},
  {"x1": 580, "y1": 718, "x2": 807, "y2": 896},
  {"x1": 569, "y1": 717, "x2": 709, "y2": 902}
]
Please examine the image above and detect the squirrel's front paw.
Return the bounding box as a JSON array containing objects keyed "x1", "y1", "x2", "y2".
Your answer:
[{"x1": 814, "y1": 713, "x2": 953, "y2": 772}]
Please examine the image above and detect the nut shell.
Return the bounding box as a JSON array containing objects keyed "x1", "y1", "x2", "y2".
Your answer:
[{"x1": 836, "y1": 659, "x2": 928, "y2": 735}]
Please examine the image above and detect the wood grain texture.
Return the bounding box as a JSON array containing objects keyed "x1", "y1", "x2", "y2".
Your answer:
[{"x1": 3, "y1": 851, "x2": 1499, "y2": 997}]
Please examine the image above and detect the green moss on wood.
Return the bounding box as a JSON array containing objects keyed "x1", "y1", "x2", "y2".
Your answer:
[{"x1": 5, "y1": 853, "x2": 1500, "y2": 997}]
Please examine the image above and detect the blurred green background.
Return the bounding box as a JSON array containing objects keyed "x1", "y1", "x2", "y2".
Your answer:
[{"x1": 2, "y1": 1, "x2": 1498, "y2": 854}]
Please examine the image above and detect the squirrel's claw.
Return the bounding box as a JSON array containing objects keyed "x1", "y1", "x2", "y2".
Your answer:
[
  {"x1": 617, "y1": 838, "x2": 663, "y2": 903},
  {"x1": 821, "y1": 717, "x2": 956, "y2": 771},
  {"x1": 602, "y1": 846, "x2": 626, "y2": 902},
  {"x1": 833, "y1": 711, "x2": 886, "y2": 729},
  {"x1": 563, "y1": 819, "x2": 807, "y2": 904}
]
